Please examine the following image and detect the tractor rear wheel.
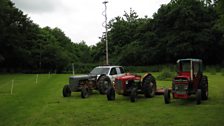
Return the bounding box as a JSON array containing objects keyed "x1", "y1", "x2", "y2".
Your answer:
[
  {"x1": 63, "y1": 85, "x2": 71, "y2": 97},
  {"x1": 107, "y1": 88, "x2": 115, "y2": 101},
  {"x1": 164, "y1": 89, "x2": 171, "y2": 104},
  {"x1": 143, "y1": 75, "x2": 156, "y2": 98},
  {"x1": 130, "y1": 88, "x2": 137, "y2": 102},
  {"x1": 196, "y1": 89, "x2": 202, "y2": 105},
  {"x1": 98, "y1": 76, "x2": 112, "y2": 94},
  {"x1": 200, "y1": 76, "x2": 208, "y2": 100},
  {"x1": 81, "y1": 88, "x2": 89, "y2": 98}
]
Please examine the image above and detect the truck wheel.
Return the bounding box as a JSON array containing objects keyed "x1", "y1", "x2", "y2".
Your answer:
[
  {"x1": 196, "y1": 89, "x2": 202, "y2": 105},
  {"x1": 98, "y1": 76, "x2": 112, "y2": 94},
  {"x1": 130, "y1": 88, "x2": 137, "y2": 102},
  {"x1": 63, "y1": 85, "x2": 71, "y2": 97},
  {"x1": 200, "y1": 76, "x2": 208, "y2": 100},
  {"x1": 107, "y1": 88, "x2": 115, "y2": 101},
  {"x1": 164, "y1": 89, "x2": 170, "y2": 104},
  {"x1": 81, "y1": 88, "x2": 89, "y2": 98},
  {"x1": 143, "y1": 75, "x2": 156, "y2": 98}
]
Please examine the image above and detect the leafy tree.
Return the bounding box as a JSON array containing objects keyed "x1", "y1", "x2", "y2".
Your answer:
[
  {"x1": 152, "y1": 0, "x2": 217, "y2": 63},
  {"x1": 0, "y1": 0, "x2": 94, "y2": 73},
  {"x1": 213, "y1": 0, "x2": 224, "y2": 65},
  {"x1": 1, "y1": 0, "x2": 224, "y2": 72},
  {"x1": 0, "y1": 0, "x2": 37, "y2": 71},
  {"x1": 95, "y1": 0, "x2": 220, "y2": 66}
]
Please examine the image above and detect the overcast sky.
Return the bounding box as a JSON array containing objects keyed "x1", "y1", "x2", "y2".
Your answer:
[{"x1": 11, "y1": 0, "x2": 170, "y2": 46}]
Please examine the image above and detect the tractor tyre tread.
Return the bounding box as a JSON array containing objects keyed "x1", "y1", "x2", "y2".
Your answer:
[
  {"x1": 143, "y1": 75, "x2": 156, "y2": 98},
  {"x1": 98, "y1": 76, "x2": 112, "y2": 94},
  {"x1": 63, "y1": 84, "x2": 71, "y2": 97},
  {"x1": 200, "y1": 76, "x2": 208, "y2": 100},
  {"x1": 164, "y1": 89, "x2": 171, "y2": 104}
]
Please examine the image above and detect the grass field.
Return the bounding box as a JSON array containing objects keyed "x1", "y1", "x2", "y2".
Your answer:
[{"x1": 0, "y1": 73, "x2": 224, "y2": 126}]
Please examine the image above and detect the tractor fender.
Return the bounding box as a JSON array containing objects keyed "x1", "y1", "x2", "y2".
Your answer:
[
  {"x1": 97, "y1": 74, "x2": 107, "y2": 82},
  {"x1": 97, "y1": 74, "x2": 112, "y2": 88},
  {"x1": 141, "y1": 73, "x2": 152, "y2": 82}
]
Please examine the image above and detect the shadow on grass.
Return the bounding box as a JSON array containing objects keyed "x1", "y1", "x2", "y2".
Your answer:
[
  {"x1": 169, "y1": 97, "x2": 210, "y2": 106},
  {"x1": 106, "y1": 94, "x2": 156, "y2": 103},
  {"x1": 61, "y1": 90, "x2": 105, "y2": 100},
  {"x1": 0, "y1": 90, "x2": 15, "y2": 96}
]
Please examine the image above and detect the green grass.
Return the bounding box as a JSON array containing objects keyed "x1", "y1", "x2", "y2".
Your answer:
[{"x1": 0, "y1": 73, "x2": 223, "y2": 126}]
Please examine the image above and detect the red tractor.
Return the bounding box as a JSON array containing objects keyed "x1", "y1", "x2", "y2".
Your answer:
[
  {"x1": 164, "y1": 59, "x2": 208, "y2": 104},
  {"x1": 106, "y1": 73, "x2": 157, "y2": 102}
]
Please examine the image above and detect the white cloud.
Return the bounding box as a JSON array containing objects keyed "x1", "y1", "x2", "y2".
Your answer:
[
  {"x1": 12, "y1": 0, "x2": 64, "y2": 13},
  {"x1": 11, "y1": 0, "x2": 170, "y2": 46}
]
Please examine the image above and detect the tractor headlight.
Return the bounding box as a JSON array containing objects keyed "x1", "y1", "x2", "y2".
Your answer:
[
  {"x1": 125, "y1": 81, "x2": 128, "y2": 85},
  {"x1": 174, "y1": 84, "x2": 188, "y2": 91}
]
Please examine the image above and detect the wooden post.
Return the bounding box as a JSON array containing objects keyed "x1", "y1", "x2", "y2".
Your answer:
[
  {"x1": 48, "y1": 72, "x2": 50, "y2": 78},
  {"x1": 11, "y1": 80, "x2": 14, "y2": 95},
  {"x1": 36, "y1": 74, "x2": 38, "y2": 84},
  {"x1": 72, "y1": 63, "x2": 75, "y2": 75}
]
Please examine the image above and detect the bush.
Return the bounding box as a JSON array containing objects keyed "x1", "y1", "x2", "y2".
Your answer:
[
  {"x1": 205, "y1": 66, "x2": 217, "y2": 75},
  {"x1": 157, "y1": 69, "x2": 175, "y2": 81},
  {"x1": 125, "y1": 66, "x2": 161, "y2": 73},
  {"x1": 125, "y1": 64, "x2": 176, "y2": 73},
  {"x1": 221, "y1": 69, "x2": 224, "y2": 76}
]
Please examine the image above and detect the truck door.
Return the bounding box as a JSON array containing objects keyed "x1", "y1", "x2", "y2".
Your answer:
[{"x1": 110, "y1": 68, "x2": 117, "y2": 82}]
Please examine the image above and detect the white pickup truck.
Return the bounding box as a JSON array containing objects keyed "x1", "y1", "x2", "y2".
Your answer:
[
  {"x1": 90, "y1": 66, "x2": 125, "y2": 82},
  {"x1": 63, "y1": 66, "x2": 125, "y2": 98}
]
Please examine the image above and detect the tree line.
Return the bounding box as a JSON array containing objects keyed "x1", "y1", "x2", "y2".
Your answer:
[
  {"x1": 0, "y1": 0, "x2": 92, "y2": 73},
  {"x1": 93, "y1": 0, "x2": 224, "y2": 66},
  {"x1": 0, "y1": 0, "x2": 224, "y2": 73}
]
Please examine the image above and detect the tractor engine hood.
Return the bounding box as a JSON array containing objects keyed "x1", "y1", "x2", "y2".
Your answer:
[
  {"x1": 69, "y1": 74, "x2": 97, "y2": 81},
  {"x1": 70, "y1": 74, "x2": 91, "y2": 79},
  {"x1": 116, "y1": 74, "x2": 141, "y2": 81},
  {"x1": 69, "y1": 74, "x2": 97, "y2": 91}
]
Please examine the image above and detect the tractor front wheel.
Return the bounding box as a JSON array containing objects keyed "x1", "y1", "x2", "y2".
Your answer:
[
  {"x1": 107, "y1": 88, "x2": 115, "y2": 101},
  {"x1": 143, "y1": 75, "x2": 156, "y2": 98},
  {"x1": 164, "y1": 89, "x2": 171, "y2": 104},
  {"x1": 130, "y1": 88, "x2": 137, "y2": 102},
  {"x1": 201, "y1": 76, "x2": 208, "y2": 100},
  {"x1": 98, "y1": 76, "x2": 112, "y2": 94},
  {"x1": 63, "y1": 84, "x2": 71, "y2": 97},
  {"x1": 196, "y1": 89, "x2": 202, "y2": 105},
  {"x1": 81, "y1": 88, "x2": 89, "y2": 98}
]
